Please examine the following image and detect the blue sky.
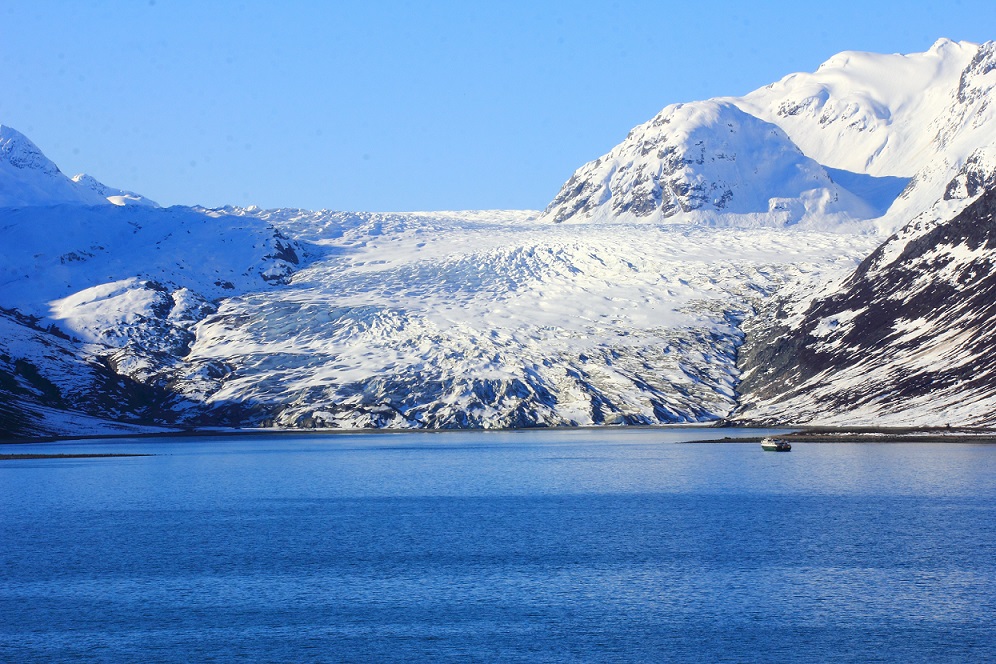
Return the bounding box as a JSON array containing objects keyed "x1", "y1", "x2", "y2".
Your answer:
[{"x1": 1, "y1": 1, "x2": 994, "y2": 211}]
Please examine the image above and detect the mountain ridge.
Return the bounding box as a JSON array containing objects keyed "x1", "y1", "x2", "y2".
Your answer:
[
  {"x1": 544, "y1": 39, "x2": 996, "y2": 236},
  {"x1": 0, "y1": 124, "x2": 159, "y2": 208}
]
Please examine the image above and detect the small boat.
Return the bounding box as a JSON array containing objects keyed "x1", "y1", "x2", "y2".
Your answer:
[{"x1": 760, "y1": 437, "x2": 791, "y2": 452}]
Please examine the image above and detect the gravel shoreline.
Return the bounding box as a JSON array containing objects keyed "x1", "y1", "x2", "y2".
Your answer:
[
  {"x1": 690, "y1": 427, "x2": 996, "y2": 444},
  {"x1": 0, "y1": 453, "x2": 154, "y2": 460}
]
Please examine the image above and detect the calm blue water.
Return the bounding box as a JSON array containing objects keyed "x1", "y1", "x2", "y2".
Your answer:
[{"x1": 1, "y1": 428, "x2": 994, "y2": 662}]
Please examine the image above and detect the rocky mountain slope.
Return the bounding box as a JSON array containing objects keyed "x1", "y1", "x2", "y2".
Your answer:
[
  {"x1": 736, "y1": 186, "x2": 996, "y2": 427},
  {"x1": 0, "y1": 202, "x2": 313, "y2": 437}
]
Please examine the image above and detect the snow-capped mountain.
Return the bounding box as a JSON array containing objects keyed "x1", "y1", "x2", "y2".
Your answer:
[
  {"x1": 0, "y1": 125, "x2": 107, "y2": 207},
  {"x1": 735, "y1": 186, "x2": 996, "y2": 427},
  {"x1": 737, "y1": 38, "x2": 981, "y2": 178},
  {"x1": 543, "y1": 99, "x2": 876, "y2": 228},
  {"x1": 0, "y1": 125, "x2": 157, "y2": 207},
  {"x1": 544, "y1": 38, "x2": 996, "y2": 234},
  {"x1": 738, "y1": 38, "x2": 996, "y2": 227},
  {"x1": 4, "y1": 38, "x2": 996, "y2": 437}
]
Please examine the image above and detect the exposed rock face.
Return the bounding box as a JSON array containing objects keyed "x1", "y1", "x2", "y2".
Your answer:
[{"x1": 736, "y1": 187, "x2": 996, "y2": 426}]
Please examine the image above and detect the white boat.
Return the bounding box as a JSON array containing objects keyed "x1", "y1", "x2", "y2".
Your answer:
[{"x1": 760, "y1": 437, "x2": 791, "y2": 452}]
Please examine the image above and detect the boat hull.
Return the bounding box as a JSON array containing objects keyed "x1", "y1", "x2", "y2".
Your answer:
[{"x1": 760, "y1": 439, "x2": 791, "y2": 452}]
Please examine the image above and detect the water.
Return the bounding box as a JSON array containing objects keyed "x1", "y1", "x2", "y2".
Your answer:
[{"x1": 1, "y1": 428, "x2": 994, "y2": 662}]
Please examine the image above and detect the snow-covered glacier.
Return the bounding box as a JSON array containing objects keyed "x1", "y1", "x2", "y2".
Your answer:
[
  {"x1": 174, "y1": 209, "x2": 876, "y2": 429},
  {"x1": 0, "y1": 198, "x2": 875, "y2": 434},
  {"x1": 4, "y1": 38, "x2": 996, "y2": 436}
]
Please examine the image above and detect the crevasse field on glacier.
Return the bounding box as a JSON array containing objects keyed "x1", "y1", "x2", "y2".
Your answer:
[{"x1": 178, "y1": 208, "x2": 880, "y2": 428}]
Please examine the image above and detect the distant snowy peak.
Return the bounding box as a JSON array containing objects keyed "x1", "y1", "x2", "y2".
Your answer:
[
  {"x1": 0, "y1": 124, "x2": 63, "y2": 175},
  {"x1": 0, "y1": 124, "x2": 153, "y2": 208},
  {"x1": 735, "y1": 39, "x2": 996, "y2": 228},
  {"x1": 542, "y1": 100, "x2": 871, "y2": 227},
  {"x1": 71, "y1": 173, "x2": 159, "y2": 207},
  {"x1": 0, "y1": 124, "x2": 107, "y2": 207}
]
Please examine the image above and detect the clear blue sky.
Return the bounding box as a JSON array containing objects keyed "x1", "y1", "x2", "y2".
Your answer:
[{"x1": 1, "y1": 1, "x2": 993, "y2": 211}]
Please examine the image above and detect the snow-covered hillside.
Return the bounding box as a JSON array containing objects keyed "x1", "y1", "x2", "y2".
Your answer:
[
  {"x1": 543, "y1": 100, "x2": 876, "y2": 228},
  {"x1": 736, "y1": 187, "x2": 996, "y2": 427},
  {"x1": 4, "y1": 39, "x2": 996, "y2": 436}
]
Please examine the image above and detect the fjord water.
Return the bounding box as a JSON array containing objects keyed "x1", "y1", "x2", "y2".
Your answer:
[{"x1": 1, "y1": 429, "x2": 994, "y2": 662}]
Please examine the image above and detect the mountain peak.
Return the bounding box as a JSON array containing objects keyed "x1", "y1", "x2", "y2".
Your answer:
[
  {"x1": 927, "y1": 37, "x2": 971, "y2": 54},
  {"x1": 0, "y1": 124, "x2": 63, "y2": 176},
  {"x1": 541, "y1": 98, "x2": 870, "y2": 227},
  {"x1": 544, "y1": 39, "x2": 996, "y2": 230},
  {"x1": 0, "y1": 124, "x2": 153, "y2": 208}
]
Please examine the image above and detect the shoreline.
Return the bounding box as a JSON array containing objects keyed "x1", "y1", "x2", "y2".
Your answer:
[
  {"x1": 3, "y1": 423, "x2": 996, "y2": 447},
  {"x1": 0, "y1": 453, "x2": 154, "y2": 460},
  {"x1": 0, "y1": 422, "x2": 760, "y2": 445},
  {"x1": 688, "y1": 429, "x2": 996, "y2": 444}
]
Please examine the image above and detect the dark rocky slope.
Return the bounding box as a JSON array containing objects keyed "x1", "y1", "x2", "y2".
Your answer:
[{"x1": 736, "y1": 188, "x2": 996, "y2": 426}]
